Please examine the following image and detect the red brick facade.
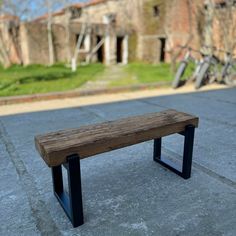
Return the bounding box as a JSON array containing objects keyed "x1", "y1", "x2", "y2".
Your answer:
[{"x1": 1, "y1": 0, "x2": 235, "y2": 65}]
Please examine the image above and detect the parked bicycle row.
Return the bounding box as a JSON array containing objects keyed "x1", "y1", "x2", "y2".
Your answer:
[{"x1": 172, "y1": 45, "x2": 236, "y2": 89}]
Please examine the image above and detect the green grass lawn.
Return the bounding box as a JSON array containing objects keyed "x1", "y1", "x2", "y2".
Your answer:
[
  {"x1": 0, "y1": 62, "x2": 181, "y2": 97},
  {"x1": 109, "y1": 62, "x2": 196, "y2": 88},
  {"x1": 0, "y1": 64, "x2": 105, "y2": 97},
  {"x1": 128, "y1": 63, "x2": 173, "y2": 83},
  {"x1": 109, "y1": 63, "x2": 173, "y2": 87}
]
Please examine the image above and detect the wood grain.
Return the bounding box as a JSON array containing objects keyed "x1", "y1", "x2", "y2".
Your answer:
[{"x1": 35, "y1": 109, "x2": 199, "y2": 167}]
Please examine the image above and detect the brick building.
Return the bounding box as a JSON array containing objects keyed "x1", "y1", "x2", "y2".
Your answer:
[
  {"x1": 0, "y1": 14, "x2": 22, "y2": 66},
  {"x1": 1, "y1": 0, "x2": 234, "y2": 66}
]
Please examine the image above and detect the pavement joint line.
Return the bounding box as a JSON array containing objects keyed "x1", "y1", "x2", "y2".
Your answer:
[
  {"x1": 0, "y1": 120, "x2": 62, "y2": 236},
  {"x1": 138, "y1": 99, "x2": 236, "y2": 128},
  {"x1": 197, "y1": 116, "x2": 236, "y2": 128},
  {"x1": 80, "y1": 106, "x2": 110, "y2": 122},
  {"x1": 185, "y1": 91, "x2": 236, "y2": 106},
  {"x1": 163, "y1": 148, "x2": 236, "y2": 190}
]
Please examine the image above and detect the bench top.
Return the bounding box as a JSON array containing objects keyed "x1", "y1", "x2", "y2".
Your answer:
[{"x1": 35, "y1": 109, "x2": 199, "y2": 167}]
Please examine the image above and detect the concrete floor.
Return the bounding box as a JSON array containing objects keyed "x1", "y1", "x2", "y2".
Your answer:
[{"x1": 0, "y1": 87, "x2": 236, "y2": 236}]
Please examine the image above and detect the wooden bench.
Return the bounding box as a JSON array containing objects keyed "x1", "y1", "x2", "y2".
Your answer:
[{"x1": 35, "y1": 109, "x2": 199, "y2": 227}]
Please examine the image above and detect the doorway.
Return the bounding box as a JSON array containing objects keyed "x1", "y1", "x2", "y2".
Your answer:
[
  {"x1": 159, "y1": 38, "x2": 166, "y2": 62},
  {"x1": 96, "y1": 36, "x2": 104, "y2": 63},
  {"x1": 116, "y1": 36, "x2": 124, "y2": 63}
]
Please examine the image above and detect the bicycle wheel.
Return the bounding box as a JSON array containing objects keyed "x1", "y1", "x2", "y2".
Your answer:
[
  {"x1": 221, "y1": 64, "x2": 229, "y2": 80},
  {"x1": 192, "y1": 62, "x2": 202, "y2": 81},
  {"x1": 223, "y1": 63, "x2": 236, "y2": 85},
  {"x1": 225, "y1": 73, "x2": 236, "y2": 86},
  {"x1": 172, "y1": 61, "x2": 187, "y2": 89},
  {"x1": 195, "y1": 61, "x2": 210, "y2": 89}
]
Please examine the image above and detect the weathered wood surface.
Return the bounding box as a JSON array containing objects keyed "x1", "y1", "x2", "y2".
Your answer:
[{"x1": 35, "y1": 109, "x2": 199, "y2": 167}]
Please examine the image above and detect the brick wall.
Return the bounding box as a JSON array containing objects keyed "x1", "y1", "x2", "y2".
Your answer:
[
  {"x1": 20, "y1": 22, "x2": 82, "y2": 65},
  {"x1": 0, "y1": 20, "x2": 22, "y2": 65},
  {"x1": 15, "y1": 0, "x2": 236, "y2": 65}
]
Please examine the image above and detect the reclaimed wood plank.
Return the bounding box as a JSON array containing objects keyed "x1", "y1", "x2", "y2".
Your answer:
[{"x1": 35, "y1": 109, "x2": 199, "y2": 167}]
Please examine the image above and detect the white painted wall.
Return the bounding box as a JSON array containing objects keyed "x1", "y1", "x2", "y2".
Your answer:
[
  {"x1": 105, "y1": 33, "x2": 111, "y2": 65},
  {"x1": 122, "y1": 35, "x2": 129, "y2": 64}
]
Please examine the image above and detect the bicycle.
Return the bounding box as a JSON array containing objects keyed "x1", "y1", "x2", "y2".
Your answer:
[
  {"x1": 220, "y1": 50, "x2": 236, "y2": 86},
  {"x1": 172, "y1": 46, "x2": 205, "y2": 89},
  {"x1": 172, "y1": 46, "x2": 192, "y2": 89},
  {"x1": 190, "y1": 48, "x2": 206, "y2": 82},
  {"x1": 195, "y1": 46, "x2": 221, "y2": 89}
]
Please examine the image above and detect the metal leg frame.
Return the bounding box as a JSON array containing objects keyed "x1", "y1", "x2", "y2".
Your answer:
[
  {"x1": 52, "y1": 154, "x2": 84, "y2": 227},
  {"x1": 50, "y1": 125, "x2": 194, "y2": 227},
  {"x1": 153, "y1": 125, "x2": 195, "y2": 179}
]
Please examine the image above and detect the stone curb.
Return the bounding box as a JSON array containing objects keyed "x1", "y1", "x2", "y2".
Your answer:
[{"x1": 0, "y1": 82, "x2": 170, "y2": 106}]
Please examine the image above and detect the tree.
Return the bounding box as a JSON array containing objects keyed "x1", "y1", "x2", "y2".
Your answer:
[
  {"x1": 41, "y1": 0, "x2": 85, "y2": 66},
  {"x1": 0, "y1": 0, "x2": 32, "y2": 67},
  {"x1": 61, "y1": 0, "x2": 72, "y2": 63},
  {"x1": 0, "y1": 0, "x2": 88, "y2": 67},
  {"x1": 164, "y1": 0, "x2": 195, "y2": 73},
  {"x1": 0, "y1": 0, "x2": 18, "y2": 68},
  {"x1": 213, "y1": 0, "x2": 236, "y2": 53},
  {"x1": 203, "y1": 0, "x2": 215, "y2": 54},
  {"x1": 43, "y1": 0, "x2": 56, "y2": 65}
]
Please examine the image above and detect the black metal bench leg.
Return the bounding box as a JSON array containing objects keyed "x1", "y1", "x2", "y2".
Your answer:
[
  {"x1": 51, "y1": 154, "x2": 84, "y2": 227},
  {"x1": 67, "y1": 154, "x2": 84, "y2": 227},
  {"x1": 182, "y1": 125, "x2": 195, "y2": 179},
  {"x1": 153, "y1": 138, "x2": 162, "y2": 162},
  {"x1": 153, "y1": 125, "x2": 195, "y2": 179},
  {"x1": 52, "y1": 165, "x2": 63, "y2": 194}
]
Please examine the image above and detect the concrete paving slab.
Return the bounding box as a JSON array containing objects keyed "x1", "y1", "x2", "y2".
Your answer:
[
  {"x1": 141, "y1": 91, "x2": 236, "y2": 125},
  {"x1": 0, "y1": 139, "x2": 40, "y2": 236},
  {"x1": 0, "y1": 87, "x2": 236, "y2": 235},
  {"x1": 138, "y1": 88, "x2": 236, "y2": 183},
  {"x1": 85, "y1": 99, "x2": 164, "y2": 121},
  {"x1": 162, "y1": 118, "x2": 236, "y2": 182},
  {"x1": 189, "y1": 87, "x2": 236, "y2": 105}
]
